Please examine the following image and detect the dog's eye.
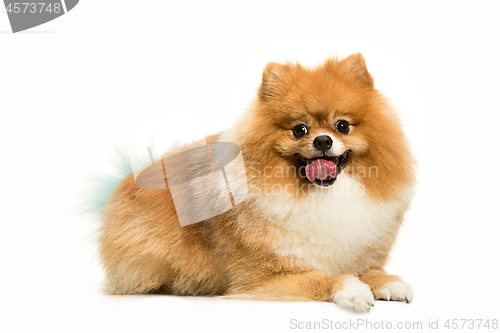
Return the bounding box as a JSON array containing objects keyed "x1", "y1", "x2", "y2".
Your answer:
[
  {"x1": 293, "y1": 124, "x2": 308, "y2": 138},
  {"x1": 335, "y1": 120, "x2": 350, "y2": 135}
]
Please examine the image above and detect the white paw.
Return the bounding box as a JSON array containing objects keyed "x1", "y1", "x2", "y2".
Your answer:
[
  {"x1": 375, "y1": 281, "x2": 413, "y2": 303},
  {"x1": 332, "y1": 276, "x2": 375, "y2": 311}
]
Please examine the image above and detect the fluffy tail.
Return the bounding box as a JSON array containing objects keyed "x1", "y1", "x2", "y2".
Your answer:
[
  {"x1": 82, "y1": 148, "x2": 135, "y2": 216},
  {"x1": 80, "y1": 137, "x2": 182, "y2": 218}
]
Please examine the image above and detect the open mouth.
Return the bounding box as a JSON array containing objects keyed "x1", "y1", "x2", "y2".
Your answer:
[{"x1": 297, "y1": 150, "x2": 350, "y2": 187}]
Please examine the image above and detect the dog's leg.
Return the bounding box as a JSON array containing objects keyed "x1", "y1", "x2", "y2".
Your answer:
[
  {"x1": 225, "y1": 271, "x2": 375, "y2": 311},
  {"x1": 359, "y1": 269, "x2": 413, "y2": 303}
]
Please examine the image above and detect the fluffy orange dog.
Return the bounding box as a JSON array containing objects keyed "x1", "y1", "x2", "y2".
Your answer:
[{"x1": 99, "y1": 53, "x2": 416, "y2": 311}]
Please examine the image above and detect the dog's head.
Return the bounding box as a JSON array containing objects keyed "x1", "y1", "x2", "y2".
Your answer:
[{"x1": 242, "y1": 54, "x2": 414, "y2": 200}]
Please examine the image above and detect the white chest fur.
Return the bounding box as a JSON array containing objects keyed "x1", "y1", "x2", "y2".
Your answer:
[{"x1": 255, "y1": 175, "x2": 414, "y2": 276}]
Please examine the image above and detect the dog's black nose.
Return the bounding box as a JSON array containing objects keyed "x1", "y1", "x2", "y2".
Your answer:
[{"x1": 313, "y1": 135, "x2": 333, "y2": 152}]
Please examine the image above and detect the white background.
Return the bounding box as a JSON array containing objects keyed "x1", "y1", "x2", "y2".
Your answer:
[{"x1": 1, "y1": 1, "x2": 499, "y2": 332}]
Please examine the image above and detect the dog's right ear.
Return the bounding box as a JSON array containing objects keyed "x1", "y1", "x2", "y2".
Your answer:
[
  {"x1": 330, "y1": 53, "x2": 374, "y2": 88},
  {"x1": 259, "y1": 62, "x2": 293, "y2": 102}
]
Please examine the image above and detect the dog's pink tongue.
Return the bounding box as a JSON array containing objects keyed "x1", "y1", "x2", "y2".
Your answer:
[{"x1": 305, "y1": 159, "x2": 336, "y2": 182}]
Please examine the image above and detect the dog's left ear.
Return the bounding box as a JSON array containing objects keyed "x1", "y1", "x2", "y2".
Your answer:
[
  {"x1": 259, "y1": 62, "x2": 294, "y2": 102},
  {"x1": 327, "y1": 53, "x2": 374, "y2": 88}
]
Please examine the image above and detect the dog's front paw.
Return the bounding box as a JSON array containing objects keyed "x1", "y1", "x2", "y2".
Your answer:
[
  {"x1": 332, "y1": 276, "x2": 375, "y2": 311},
  {"x1": 373, "y1": 281, "x2": 413, "y2": 303}
]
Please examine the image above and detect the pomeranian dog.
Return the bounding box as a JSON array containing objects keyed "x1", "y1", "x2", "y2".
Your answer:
[{"x1": 99, "y1": 53, "x2": 416, "y2": 311}]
